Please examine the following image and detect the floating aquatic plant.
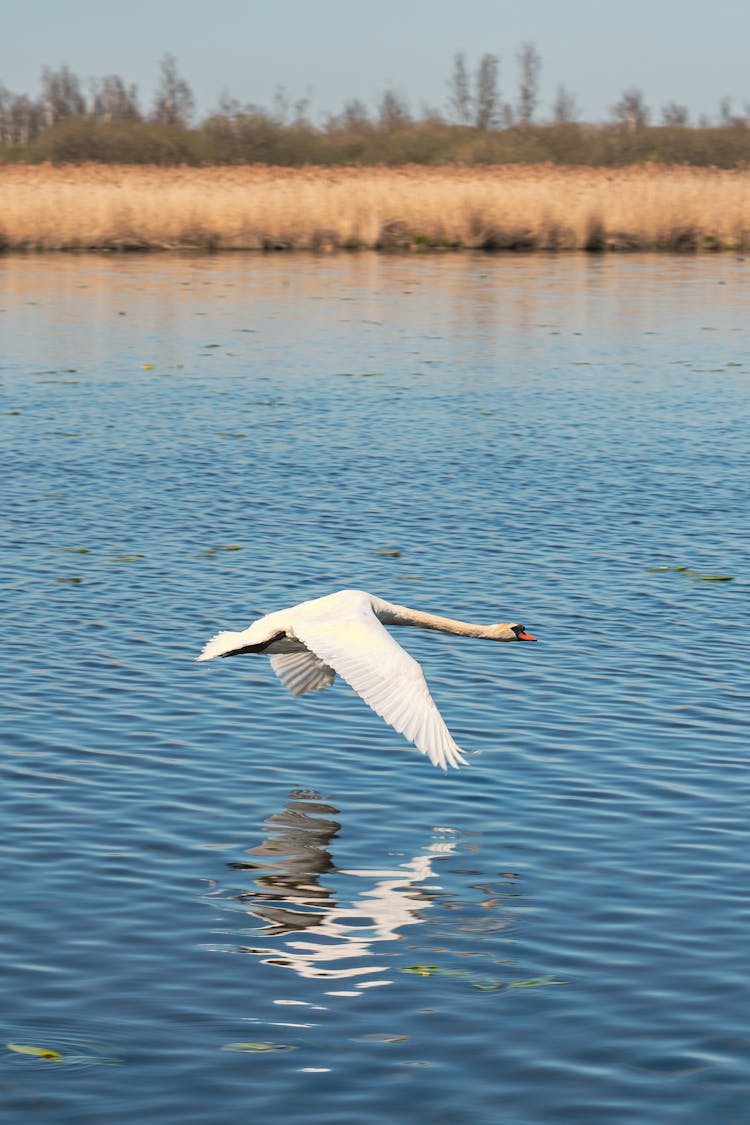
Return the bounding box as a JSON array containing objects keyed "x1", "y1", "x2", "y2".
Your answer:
[
  {"x1": 6, "y1": 1042, "x2": 64, "y2": 1062},
  {"x1": 5, "y1": 1039, "x2": 121, "y2": 1065},
  {"x1": 354, "y1": 1033, "x2": 410, "y2": 1043},
  {"x1": 401, "y1": 965, "x2": 566, "y2": 990},
  {"x1": 647, "y1": 566, "x2": 733, "y2": 581},
  {"x1": 221, "y1": 1041, "x2": 295, "y2": 1053},
  {"x1": 198, "y1": 544, "x2": 241, "y2": 557},
  {"x1": 507, "y1": 977, "x2": 567, "y2": 988}
]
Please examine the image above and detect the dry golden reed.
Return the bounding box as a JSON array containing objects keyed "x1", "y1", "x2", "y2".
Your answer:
[{"x1": 1, "y1": 163, "x2": 749, "y2": 252}]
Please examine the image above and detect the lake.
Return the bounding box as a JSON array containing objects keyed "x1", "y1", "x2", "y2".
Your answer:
[{"x1": 1, "y1": 251, "x2": 748, "y2": 1124}]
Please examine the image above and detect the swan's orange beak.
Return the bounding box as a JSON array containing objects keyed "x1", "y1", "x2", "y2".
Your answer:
[{"x1": 516, "y1": 631, "x2": 537, "y2": 641}]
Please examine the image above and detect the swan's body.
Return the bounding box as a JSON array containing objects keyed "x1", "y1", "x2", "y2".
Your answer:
[{"x1": 197, "y1": 589, "x2": 536, "y2": 771}]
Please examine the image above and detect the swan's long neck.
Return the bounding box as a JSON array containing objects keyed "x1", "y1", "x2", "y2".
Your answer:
[{"x1": 372, "y1": 597, "x2": 497, "y2": 639}]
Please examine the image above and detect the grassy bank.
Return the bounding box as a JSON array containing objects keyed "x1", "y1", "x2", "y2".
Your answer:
[{"x1": 2, "y1": 163, "x2": 749, "y2": 252}]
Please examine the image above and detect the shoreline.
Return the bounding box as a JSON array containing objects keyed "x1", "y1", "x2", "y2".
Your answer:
[{"x1": 2, "y1": 163, "x2": 749, "y2": 253}]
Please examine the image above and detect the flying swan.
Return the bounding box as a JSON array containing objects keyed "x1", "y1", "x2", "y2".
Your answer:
[{"x1": 197, "y1": 589, "x2": 537, "y2": 771}]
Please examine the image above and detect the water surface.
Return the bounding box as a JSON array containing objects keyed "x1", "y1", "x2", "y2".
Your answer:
[{"x1": 1, "y1": 253, "x2": 749, "y2": 1123}]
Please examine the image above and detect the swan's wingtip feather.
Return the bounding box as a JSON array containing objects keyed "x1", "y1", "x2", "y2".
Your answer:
[
  {"x1": 422, "y1": 732, "x2": 468, "y2": 771},
  {"x1": 196, "y1": 631, "x2": 239, "y2": 661},
  {"x1": 441, "y1": 749, "x2": 465, "y2": 771}
]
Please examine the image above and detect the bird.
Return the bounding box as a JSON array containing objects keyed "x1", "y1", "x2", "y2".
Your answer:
[{"x1": 197, "y1": 589, "x2": 537, "y2": 771}]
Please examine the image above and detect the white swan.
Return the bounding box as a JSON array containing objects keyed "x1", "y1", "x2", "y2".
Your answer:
[{"x1": 197, "y1": 589, "x2": 537, "y2": 771}]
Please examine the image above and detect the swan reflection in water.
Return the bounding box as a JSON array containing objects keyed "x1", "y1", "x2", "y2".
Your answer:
[{"x1": 204, "y1": 789, "x2": 459, "y2": 987}]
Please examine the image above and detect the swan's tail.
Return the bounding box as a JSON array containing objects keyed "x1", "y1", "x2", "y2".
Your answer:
[{"x1": 196, "y1": 631, "x2": 247, "y2": 661}]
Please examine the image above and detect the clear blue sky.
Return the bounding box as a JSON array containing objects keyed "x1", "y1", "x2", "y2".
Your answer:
[{"x1": 3, "y1": 0, "x2": 748, "y2": 124}]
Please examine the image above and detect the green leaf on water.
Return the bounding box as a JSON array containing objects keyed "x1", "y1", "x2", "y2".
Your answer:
[
  {"x1": 647, "y1": 566, "x2": 733, "y2": 582},
  {"x1": 376, "y1": 548, "x2": 401, "y2": 558},
  {"x1": 355, "y1": 1033, "x2": 410, "y2": 1043},
  {"x1": 401, "y1": 965, "x2": 440, "y2": 976},
  {"x1": 6, "y1": 1042, "x2": 64, "y2": 1062},
  {"x1": 221, "y1": 1042, "x2": 295, "y2": 1053},
  {"x1": 56, "y1": 576, "x2": 83, "y2": 584},
  {"x1": 507, "y1": 977, "x2": 567, "y2": 989},
  {"x1": 106, "y1": 554, "x2": 144, "y2": 563},
  {"x1": 197, "y1": 544, "x2": 241, "y2": 557}
]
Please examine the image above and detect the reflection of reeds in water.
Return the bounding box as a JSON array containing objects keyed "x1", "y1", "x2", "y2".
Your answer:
[{"x1": 1, "y1": 163, "x2": 749, "y2": 251}]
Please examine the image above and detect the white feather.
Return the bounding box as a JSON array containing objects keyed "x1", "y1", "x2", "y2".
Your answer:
[
  {"x1": 270, "y1": 651, "x2": 336, "y2": 697},
  {"x1": 196, "y1": 630, "x2": 246, "y2": 662}
]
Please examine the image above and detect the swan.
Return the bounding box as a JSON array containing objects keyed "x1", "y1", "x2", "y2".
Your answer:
[{"x1": 197, "y1": 589, "x2": 537, "y2": 771}]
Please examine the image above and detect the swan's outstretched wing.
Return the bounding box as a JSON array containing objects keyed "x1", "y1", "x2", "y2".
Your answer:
[
  {"x1": 270, "y1": 651, "x2": 336, "y2": 697},
  {"x1": 291, "y1": 600, "x2": 467, "y2": 771}
]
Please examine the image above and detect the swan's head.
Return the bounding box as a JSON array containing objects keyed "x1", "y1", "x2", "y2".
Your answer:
[{"x1": 490, "y1": 622, "x2": 537, "y2": 642}]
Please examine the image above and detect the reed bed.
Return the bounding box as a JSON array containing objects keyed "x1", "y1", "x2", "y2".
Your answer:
[{"x1": 1, "y1": 163, "x2": 749, "y2": 252}]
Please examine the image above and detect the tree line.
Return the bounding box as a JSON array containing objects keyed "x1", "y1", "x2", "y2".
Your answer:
[{"x1": 1, "y1": 51, "x2": 749, "y2": 166}]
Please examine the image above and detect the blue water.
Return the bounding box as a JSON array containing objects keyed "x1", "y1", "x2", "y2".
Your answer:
[{"x1": 1, "y1": 252, "x2": 749, "y2": 1124}]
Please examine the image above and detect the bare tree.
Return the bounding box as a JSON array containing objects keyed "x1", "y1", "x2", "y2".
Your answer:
[
  {"x1": 717, "y1": 96, "x2": 745, "y2": 127},
  {"x1": 611, "y1": 88, "x2": 650, "y2": 130},
  {"x1": 214, "y1": 92, "x2": 242, "y2": 118},
  {"x1": 272, "y1": 85, "x2": 290, "y2": 124},
  {"x1": 2, "y1": 92, "x2": 44, "y2": 144},
  {"x1": 151, "y1": 54, "x2": 194, "y2": 127},
  {"x1": 448, "y1": 52, "x2": 471, "y2": 124},
  {"x1": 336, "y1": 98, "x2": 370, "y2": 129},
  {"x1": 90, "y1": 75, "x2": 140, "y2": 122},
  {"x1": 553, "y1": 84, "x2": 578, "y2": 124},
  {"x1": 377, "y1": 88, "x2": 410, "y2": 131},
  {"x1": 475, "y1": 53, "x2": 500, "y2": 129},
  {"x1": 40, "y1": 64, "x2": 86, "y2": 127},
  {"x1": 293, "y1": 90, "x2": 313, "y2": 128},
  {"x1": 661, "y1": 101, "x2": 689, "y2": 127},
  {"x1": 516, "y1": 41, "x2": 541, "y2": 125},
  {"x1": 0, "y1": 84, "x2": 11, "y2": 143}
]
